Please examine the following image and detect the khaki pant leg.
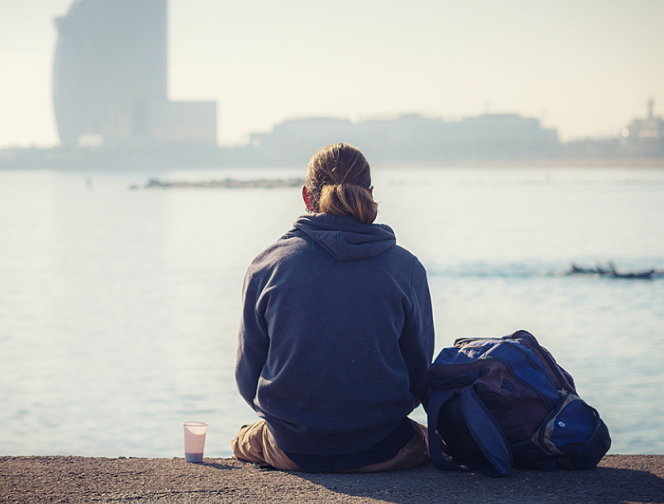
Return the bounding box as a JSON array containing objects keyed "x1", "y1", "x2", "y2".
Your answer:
[
  {"x1": 346, "y1": 421, "x2": 430, "y2": 473},
  {"x1": 231, "y1": 419, "x2": 429, "y2": 473},
  {"x1": 231, "y1": 420, "x2": 299, "y2": 471}
]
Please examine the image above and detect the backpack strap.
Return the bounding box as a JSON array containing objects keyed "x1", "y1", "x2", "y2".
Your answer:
[
  {"x1": 427, "y1": 387, "x2": 514, "y2": 477},
  {"x1": 427, "y1": 390, "x2": 467, "y2": 471},
  {"x1": 460, "y1": 386, "x2": 514, "y2": 477}
]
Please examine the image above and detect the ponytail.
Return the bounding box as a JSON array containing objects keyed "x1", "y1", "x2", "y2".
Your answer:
[
  {"x1": 319, "y1": 184, "x2": 378, "y2": 224},
  {"x1": 306, "y1": 143, "x2": 378, "y2": 224}
]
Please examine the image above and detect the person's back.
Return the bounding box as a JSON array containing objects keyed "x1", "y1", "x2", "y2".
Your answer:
[{"x1": 232, "y1": 143, "x2": 435, "y2": 472}]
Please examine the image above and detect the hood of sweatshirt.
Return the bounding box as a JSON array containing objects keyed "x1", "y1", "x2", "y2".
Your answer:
[{"x1": 293, "y1": 214, "x2": 396, "y2": 262}]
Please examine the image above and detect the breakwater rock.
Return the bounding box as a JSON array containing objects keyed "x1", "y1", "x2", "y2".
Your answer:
[{"x1": 130, "y1": 177, "x2": 305, "y2": 190}]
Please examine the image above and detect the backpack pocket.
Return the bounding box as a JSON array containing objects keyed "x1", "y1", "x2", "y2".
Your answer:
[{"x1": 533, "y1": 392, "x2": 611, "y2": 470}]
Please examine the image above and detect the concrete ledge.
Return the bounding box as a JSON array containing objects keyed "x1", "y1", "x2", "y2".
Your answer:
[{"x1": 1, "y1": 455, "x2": 663, "y2": 503}]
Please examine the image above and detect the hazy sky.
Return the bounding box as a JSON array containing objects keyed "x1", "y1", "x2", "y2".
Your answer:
[{"x1": 1, "y1": 0, "x2": 663, "y2": 147}]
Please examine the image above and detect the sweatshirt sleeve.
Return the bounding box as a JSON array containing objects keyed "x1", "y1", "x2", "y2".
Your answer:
[
  {"x1": 235, "y1": 271, "x2": 270, "y2": 410},
  {"x1": 399, "y1": 258, "x2": 435, "y2": 405}
]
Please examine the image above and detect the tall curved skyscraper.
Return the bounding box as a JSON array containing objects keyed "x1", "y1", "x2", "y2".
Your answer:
[{"x1": 53, "y1": 0, "x2": 216, "y2": 147}]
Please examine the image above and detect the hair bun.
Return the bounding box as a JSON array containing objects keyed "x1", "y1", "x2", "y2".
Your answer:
[{"x1": 306, "y1": 143, "x2": 377, "y2": 224}]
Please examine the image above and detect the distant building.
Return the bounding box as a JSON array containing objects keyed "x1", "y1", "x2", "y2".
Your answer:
[
  {"x1": 250, "y1": 113, "x2": 559, "y2": 164},
  {"x1": 53, "y1": 0, "x2": 216, "y2": 148},
  {"x1": 623, "y1": 99, "x2": 664, "y2": 156}
]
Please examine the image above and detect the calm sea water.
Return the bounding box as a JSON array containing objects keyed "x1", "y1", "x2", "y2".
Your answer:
[{"x1": 1, "y1": 165, "x2": 663, "y2": 458}]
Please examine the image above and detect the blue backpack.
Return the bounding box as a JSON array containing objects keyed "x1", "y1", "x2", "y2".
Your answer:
[{"x1": 419, "y1": 330, "x2": 611, "y2": 477}]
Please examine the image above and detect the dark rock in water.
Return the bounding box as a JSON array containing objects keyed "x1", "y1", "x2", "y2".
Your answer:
[
  {"x1": 567, "y1": 262, "x2": 660, "y2": 279},
  {"x1": 130, "y1": 177, "x2": 305, "y2": 190},
  {"x1": 608, "y1": 262, "x2": 655, "y2": 279}
]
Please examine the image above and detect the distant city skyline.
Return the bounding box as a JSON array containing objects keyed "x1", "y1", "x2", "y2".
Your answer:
[{"x1": 1, "y1": 0, "x2": 663, "y2": 148}]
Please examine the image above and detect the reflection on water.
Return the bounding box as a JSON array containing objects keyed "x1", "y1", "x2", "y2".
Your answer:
[{"x1": 0, "y1": 166, "x2": 663, "y2": 457}]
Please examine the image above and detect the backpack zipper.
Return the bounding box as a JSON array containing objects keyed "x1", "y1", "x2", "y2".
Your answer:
[
  {"x1": 513, "y1": 334, "x2": 567, "y2": 387},
  {"x1": 502, "y1": 341, "x2": 561, "y2": 392},
  {"x1": 447, "y1": 341, "x2": 560, "y2": 409},
  {"x1": 474, "y1": 354, "x2": 552, "y2": 410},
  {"x1": 464, "y1": 340, "x2": 562, "y2": 395}
]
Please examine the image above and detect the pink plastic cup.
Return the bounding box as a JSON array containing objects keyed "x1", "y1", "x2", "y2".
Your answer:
[{"x1": 183, "y1": 421, "x2": 208, "y2": 463}]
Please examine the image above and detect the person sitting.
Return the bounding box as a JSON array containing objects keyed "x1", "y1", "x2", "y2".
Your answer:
[{"x1": 231, "y1": 143, "x2": 435, "y2": 472}]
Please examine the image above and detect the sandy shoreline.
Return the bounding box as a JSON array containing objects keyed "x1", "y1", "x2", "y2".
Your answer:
[{"x1": 1, "y1": 455, "x2": 663, "y2": 503}]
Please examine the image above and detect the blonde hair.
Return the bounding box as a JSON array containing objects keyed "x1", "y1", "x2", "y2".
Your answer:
[{"x1": 306, "y1": 143, "x2": 378, "y2": 224}]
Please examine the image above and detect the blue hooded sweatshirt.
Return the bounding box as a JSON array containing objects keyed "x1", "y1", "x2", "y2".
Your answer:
[{"x1": 236, "y1": 213, "x2": 435, "y2": 471}]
